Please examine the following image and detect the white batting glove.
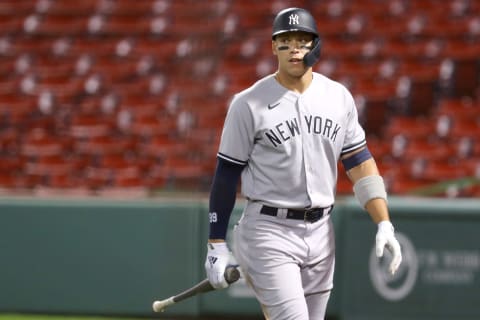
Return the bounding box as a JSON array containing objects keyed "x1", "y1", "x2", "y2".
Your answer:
[
  {"x1": 205, "y1": 242, "x2": 230, "y2": 289},
  {"x1": 376, "y1": 221, "x2": 402, "y2": 275}
]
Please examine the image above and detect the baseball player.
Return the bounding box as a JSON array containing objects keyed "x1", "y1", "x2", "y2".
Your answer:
[{"x1": 204, "y1": 7, "x2": 402, "y2": 320}]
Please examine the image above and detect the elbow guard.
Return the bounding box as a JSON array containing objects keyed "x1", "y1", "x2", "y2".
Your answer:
[{"x1": 353, "y1": 175, "x2": 387, "y2": 208}]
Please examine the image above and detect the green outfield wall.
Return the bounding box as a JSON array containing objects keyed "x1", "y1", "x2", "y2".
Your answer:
[{"x1": 0, "y1": 196, "x2": 479, "y2": 319}]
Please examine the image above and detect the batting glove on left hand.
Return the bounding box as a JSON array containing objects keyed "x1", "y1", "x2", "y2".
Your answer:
[
  {"x1": 205, "y1": 242, "x2": 230, "y2": 289},
  {"x1": 376, "y1": 220, "x2": 402, "y2": 275}
]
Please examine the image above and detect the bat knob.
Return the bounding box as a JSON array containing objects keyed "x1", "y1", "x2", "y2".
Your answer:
[
  {"x1": 225, "y1": 266, "x2": 241, "y2": 284},
  {"x1": 152, "y1": 301, "x2": 165, "y2": 312}
]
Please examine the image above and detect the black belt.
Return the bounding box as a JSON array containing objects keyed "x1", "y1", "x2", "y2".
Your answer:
[{"x1": 260, "y1": 205, "x2": 333, "y2": 223}]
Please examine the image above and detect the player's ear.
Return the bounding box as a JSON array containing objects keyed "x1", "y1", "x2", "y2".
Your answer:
[{"x1": 272, "y1": 40, "x2": 278, "y2": 56}]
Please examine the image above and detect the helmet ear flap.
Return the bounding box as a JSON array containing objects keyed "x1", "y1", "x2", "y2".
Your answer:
[{"x1": 303, "y1": 37, "x2": 322, "y2": 67}]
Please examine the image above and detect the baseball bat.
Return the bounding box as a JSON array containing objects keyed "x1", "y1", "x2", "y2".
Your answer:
[{"x1": 152, "y1": 266, "x2": 240, "y2": 313}]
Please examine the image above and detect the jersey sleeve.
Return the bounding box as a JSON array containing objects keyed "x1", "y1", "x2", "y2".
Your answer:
[
  {"x1": 217, "y1": 95, "x2": 255, "y2": 165},
  {"x1": 341, "y1": 92, "x2": 366, "y2": 156}
]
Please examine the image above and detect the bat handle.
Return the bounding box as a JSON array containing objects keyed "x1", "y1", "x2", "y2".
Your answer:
[{"x1": 152, "y1": 296, "x2": 175, "y2": 312}]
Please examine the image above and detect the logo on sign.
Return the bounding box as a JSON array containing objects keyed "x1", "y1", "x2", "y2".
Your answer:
[
  {"x1": 289, "y1": 14, "x2": 299, "y2": 25},
  {"x1": 369, "y1": 232, "x2": 419, "y2": 301}
]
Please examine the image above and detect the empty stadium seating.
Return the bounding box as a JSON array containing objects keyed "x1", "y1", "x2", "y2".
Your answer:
[{"x1": 0, "y1": 0, "x2": 479, "y2": 197}]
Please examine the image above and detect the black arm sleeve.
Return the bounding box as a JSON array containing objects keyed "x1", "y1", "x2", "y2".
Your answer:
[{"x1": 208, "y1": 157, "x2": 244, "y2": 240}]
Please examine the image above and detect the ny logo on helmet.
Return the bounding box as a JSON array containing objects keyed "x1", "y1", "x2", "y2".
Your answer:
[{"x1": 289, "y1": 14, "x2": 299, "y2": 25}]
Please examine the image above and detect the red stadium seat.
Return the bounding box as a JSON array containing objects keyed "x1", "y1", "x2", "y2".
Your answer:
[
  {"x1": 89, "y1": 56, "x2": 139, "y2": 83},
  {"x1": 68, "y1": 37, "x2": 121, "y2": 57},
  {"x1": 321, "y1": 39, "x2": 368, "y2": 61},
  {"x1": 31, "y1": 54, "x2": 77, "y2": 77},
  {"x1": 352, "y1": 78, "x2": 399, "y2": 135},
  {"x1": 441, "y1": 40, "x2": 480, "y2": 98},
  {"x1": 108, "y1": 0, "x2": 156, "y2": 16},
  {"x1": 449, "y1": 120, "x2": 480, "y2": 140},
  {"x1": 132, "y1": 37, "x2": 179, "y2": 60},
  {"x1": 149, "y1": 155, "x2": 211, "y2": 189},
  {"x1": 43, "y1": 0, "x2": 97, "y2": 15},
  {"x1": 384, "y1": 116, "x2": 437, "y2": 140},
  {"x1": 394, "y1": 61, "x2": 440, "y2": 116},
  {"x1": 0, "y1": 100, "x2": 38, "y2": 126},
  {"x1": 82, "y1": 153, "x2": 146, "y2": 191},
  {"x1": 24, "y1": 155, "x2": 74, "y2": 176},
  {"x1": 0, "y1": 0, "x2": 36, "y2": 15},
  {"x1": 420, "y1": 161, "x2": 468, "y2": 182},
  {"x1": 402, "y1": 139, "x2": 456, "y2": 162},
  {"x1": 0, "y1": 0, "x2": 479, "y2": 196},
  {"x1": 74, "y1": 135, "x2": 137, "y2": 157},
  {"x1": 230, "y1": 2, "x2": 276, "y2": 31},
  {"x1": 0, "y1": 171, "x2": 40, "y2": 190},
  {"x1": 112, "y1": 174, "x2": 146, "y2": 189},
  {"x1": 434, "y1": 98, "x2": 480, "y2": 122},
  {"x1": 0, "y1": 14, "x2": 28, "y2": 35},
  {"x1": 387, "y1": 177, "x2": 432, "y2": 195},
  {"x1": 30, "y1": 14, "x2": 87, "y2": 36},
  {"x1": 43, "y1": 172, "x2": 84, "y2": 190},
  {"x1": 100, "y1": 16, "x2": 152, "y2": 36},
  {"x1": 139, "y1": 135, "x2": 184, "y2": 159},
  {"x1": 21, "y1": 135, "x2": 65, "y2": 158},
  {"x1": 0, "y1": 173, "x2": 22, "y2": 189},
  {"x1": 128, "y1": 114, "x2": 176, "y2": 138},
  {"x1": 34, "y1": 74, "x2": 85, "y2": 103},
  {"x1": 462, "y1": 158, "x2": 480, "y2": 177},
  {"x1": 362, "y1": 16, "x2": 408, "y2": 40},
  {"x1": 70, "y1": 114, "x2": 114, "y2": 139},
  {"x1": 380, "y1": 38, "x2": 444, "y2": 61}
]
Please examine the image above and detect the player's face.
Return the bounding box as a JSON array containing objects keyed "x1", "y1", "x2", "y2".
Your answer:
[{"x1": 272, "y1": 31, "x2": 314, "y2": 76}]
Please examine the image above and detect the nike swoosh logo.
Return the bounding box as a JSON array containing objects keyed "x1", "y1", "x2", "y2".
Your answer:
[{"x1": 268, "y1": 102, "x2": 280, "y2": 109}]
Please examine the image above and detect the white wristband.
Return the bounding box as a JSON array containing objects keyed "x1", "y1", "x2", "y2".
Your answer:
[
  {"x1": 353, "y1": 175, "x2": 387, "y2": 208},
  {"x1": 378, "y1": 220, "x2": 394, "y2": 233}
]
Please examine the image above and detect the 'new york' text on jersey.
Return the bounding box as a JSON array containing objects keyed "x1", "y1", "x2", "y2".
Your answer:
[{"x1": 217, "y1": 72, "x2": 366, "y2": 208}]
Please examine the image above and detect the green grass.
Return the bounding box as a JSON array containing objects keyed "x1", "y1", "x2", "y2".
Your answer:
[{"x1": 0, "y1": 315, "x2": 151, "y2": 320}]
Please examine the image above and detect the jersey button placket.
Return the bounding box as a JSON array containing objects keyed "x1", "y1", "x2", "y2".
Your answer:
[{"x1": 298, "y1": 97, "x2": 315, "y2": 202}]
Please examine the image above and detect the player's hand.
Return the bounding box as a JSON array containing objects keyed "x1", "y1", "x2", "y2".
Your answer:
[
  {"x1": 205, "y1": 241, "x2": 230, "y2": 289},
  {"x1": 375, "y1": 220, "x2": 402, "y2": 275}
]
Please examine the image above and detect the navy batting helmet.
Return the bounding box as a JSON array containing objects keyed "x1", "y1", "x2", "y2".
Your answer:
[
  {"x1": 272, "y1": 7, "x2": 319, "y2": 39},
  {"x1": 272, "y1": 7, "x2": 322, "y2": 67}
]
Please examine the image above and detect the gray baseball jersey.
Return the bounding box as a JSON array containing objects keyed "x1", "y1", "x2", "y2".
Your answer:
[{"x1": 217, "y1": 72, "x2": 366, "y2": 209}]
